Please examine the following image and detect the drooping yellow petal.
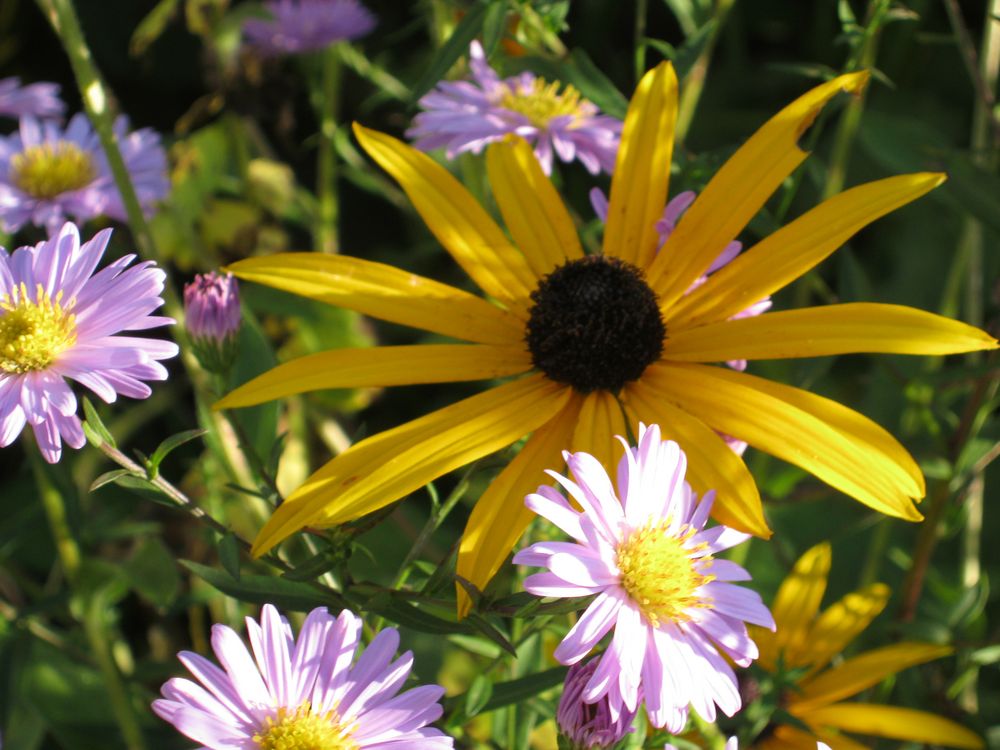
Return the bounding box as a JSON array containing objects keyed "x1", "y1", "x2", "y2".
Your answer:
[
  {"x1": 456, "y1": 392, "x2": 583, "y2": 617},
  {"x1": 251, "y1": 375, "x2": 571, "y2": 557},
  {"x1": 570, "y1": 390, "x2": 628, "y2": 472},
  {"x1": 665, "y1": 303, "x2": 999, "y2": 361},
  {"x1": 753, "y1": 542, "x2": 830, "y2": 672},
  {"x1": 644, "y1": 362, "x2": 924, "y2": 520},
  {"x1": 800, "y1": 583, "x2": 890, "y2": 677},
  {"x1": 798, "y1": 704, "x2": 983, "y2": 749},
  {"x1": 645, "y1": 71, "x2": 871, "y2": 307},
  {"x1": 226, "y1": 253, "x2": 524, "y2": 345},
  {"x1": 813, "y1": 729, "x2": 870, "y2": 750},
  {"x1": 793, "y1": 642, "x2": 953, "y2": 711},
  {"x1": 486, "y1": 136, "x2": 582, "y2": 278},
  {"x1": 354, "y1": 124, "x2": 536, "y2": 309},
  {"x1": 718, "y1": 366, "x2": 924, "y2": 499},
  {"x1": 216, "y1": 344, "x2": 532, "y2": 409},
  {"x1": 757, "y1": 725, "x2": 833, "y2": 750},
  {"x1": 666, "y1": 172, "x2": 945, "y2": 328},
  {"x1": 603, "y1": 61, "x2": 678, "y2": 268},
  {"x1": 623, "y1": 380, "x2": 769, "y2": 537}
]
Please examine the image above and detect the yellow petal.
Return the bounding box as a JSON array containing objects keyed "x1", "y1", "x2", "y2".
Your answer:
[
  {"x1": 456, "y1": 392, "x2": 583, "y2": 617},
  {"x1": 798, "y1": 703, "x2": 983, "y2": 749},
  {"x1": 603, "y1": 62, "x2": 678, "y2": 269},
  {"x1": 665, "y1": 303, "x2": 999, "y2": 361},
  {"x1": 354, "y1": 124, "x2": 536, "y2": 308},
  {"x1": 757, "y1": 725, "x2": 830, "y2": 750},
  {"x1": 800, "y1": 582, "x2": 890, "y2": 677},
  {"x1": 644, "y1": 362, "x2": 924, "y2": 520},
  {"x1": 226, "y1": 253, "x2": 524, "y2": 345},
  {"x1": 216, "y1": 344, "x2": 532, "y2": 409},
  {"x1": 813, "y1": 729, "x2": 870, "y2": 750},
  {"x1": 623, "y1": 380, "x2": 769, "y2": 537},
  {"x1": 570, "y1": 390, "x2": 628, "y2": 473},
  {"x1": 753, "y1": 543, "x2": 830, "y2": 672},
  {"x1": 251, "y1": 375, "x2": 571, "y2": 557},
  {"x1": 793, "y1": 642, "x2": 953, "y2": 711},
  {"x1": 645, "y1": 71, "x2": 871, "y2": 307},
  {"x1": 666, "y1": 172, "x2": 945, "y2": 328},
  {"x1": 486, "y1": 136, "x2": 582, "y2": 278}
]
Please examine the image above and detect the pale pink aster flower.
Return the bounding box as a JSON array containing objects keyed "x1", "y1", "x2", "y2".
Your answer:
[
  {"x1": 243, "y1": 0, "x2": 376, "y2": 57},
  {"x1": 557, "y1": 657, "x2": 638, "y2": 749},
  {"x1": 0, "y1": 222, "x2": 177, "y2": 462},
  {"x1": 590, "y1": 188, "x2": 772, "y2": 456},
  {"x1": 407, "y1": 41, "x2": 622, "y2": 175},
  {"x1": 513, "y1": 424, "x2": 774, "y2": 732},
  {"x1": 0, "y1": 113, "x2": 168, "y2": 233},
  {"x1": 0, "y1": 77, "x2": 65, "y2": 119},
  {"x1": 154, "y1": 604, "x2": 453, "y2": 749}
]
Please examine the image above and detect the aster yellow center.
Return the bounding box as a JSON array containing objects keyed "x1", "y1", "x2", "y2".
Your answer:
[
  {"x1": 499, "y1": 78, "x2": 587, "y2": 127},
  {"x1": 10, "y1": 141, "x2": 98, "y2": 199},
  {"x1": 0, "y1": 283, "x2": 77, "y2": 374},
  {"x1": 616, "y1": 521, "x2": 712, "y2": 628},
  {"x1": 254, "y1": 703, "x2": 358, "y2": 750}
]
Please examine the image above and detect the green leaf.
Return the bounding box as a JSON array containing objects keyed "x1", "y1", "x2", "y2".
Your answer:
[
  {"x1": 409, "y1": 2, "x2": 491, "y2": 104},
  {"x1": 88, "y1": 470, "x2": 130, "y2": 493},
  {"x1": 465, "y1": 613, "x2": 516, "y2": 657},
  {"x1": 669, "y1": 19, "x2": 717, "y2": 82},
  {"x1": 182, "y1": 561, "x2": 344, "y2": 611},
  {"x1": 218, "y1": 533, "x2": 242, "y2": 581},
  {"x1": 463, "y1": 674, "x2": 494, "y2": 718},
  {"x1": 364, "y1": 593, "x2": 469, "y2": 635},
  {"x1": 129, "y1": 0, "x2": 181, "y2": 56},
  {"x1": 128, "y1": 537, "x2": 181, "y2": 607},
  {"x1": 564, "y1": 49, "x2": 629, "y2": 119},
  {"x1": 81, "y1": 397, "x2": 115, "y2": 448},
  {"x1": 148, "y1": 428, "x2": 207, "y2": 473},
  {"x1": 480, "y1": 666, "x2": 567, "y2": 712},
  {"x1": 481, "y1": 0, "x2": 509, "y2": 56}
]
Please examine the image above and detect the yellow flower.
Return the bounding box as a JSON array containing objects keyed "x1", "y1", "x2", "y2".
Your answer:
[
  {"x1": 218, "y1": 62, "x2": 996, "y2": 615},
  {"x1": 750, "y1": 544, "x2": 983, "y2": 749}
]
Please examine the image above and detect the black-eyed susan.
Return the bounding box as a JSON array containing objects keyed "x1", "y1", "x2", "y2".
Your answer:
[
  {"x1": 749, "y1": 544, "x2": 983, "y2": 749},
  {"x1": 218, "y1": 62, "x2": 997, "y2": 614}
]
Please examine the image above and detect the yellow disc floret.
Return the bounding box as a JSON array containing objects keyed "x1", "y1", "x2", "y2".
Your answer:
[
  {"x1": 499, "y1": 78, "x2": 587, "y2": 128},
  {"x1": 0, "y1": 283, "x2": 77, "y2": 374},
  {"x1": 616, "y1": 520, "x2": 713, "y2": 628},
  {"x1": 254, "y1": 702, "x2": 358, "y2": 750},
  {"x1": 10, "y1": 141, "x2": 98, "y2": 199}
]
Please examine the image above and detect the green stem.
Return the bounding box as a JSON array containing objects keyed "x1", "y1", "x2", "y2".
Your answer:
[
  {"x1": 674, "y1": 0, "x2": 734, "y2": 148},
  {"x1": 633, "y1": 0, "x2": 648, "y2": 83},
  {"x1": 33, "y1": 0, "x2": 158, "y2": 265},
  {"x1": 313, "y1": 48, "x2": 343, "y2": 253},
  {"x1": 29, "y1": 449, "x2": 147, "y2": 750},
  {"x1": 821, "y1": 0, "x2": 890, "y2": 199}
]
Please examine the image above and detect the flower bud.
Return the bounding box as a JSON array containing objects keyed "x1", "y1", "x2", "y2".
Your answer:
[
  {"x1": 184, "y1": 272, "x2": 241, "y2": 374},
  {"x1": 557, "y1": 658, "x2": 637, "y2": 749}
]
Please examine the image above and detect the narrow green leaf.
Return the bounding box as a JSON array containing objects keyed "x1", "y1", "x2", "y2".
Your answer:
[
  {"x1": 218, "y1": 533, "x2": 241, "y2": 581},
  {"x1": 148, "y1": 428, "x2": 207, "y2": 472},
  {"x1": 565, "y1": 49, "x2": 628, "y2": 119},
  {"x1": 81, "y1": 397, "x2": 115, "y2": 448},
  {"x1": 409, "y1": 3, "x2": 490, "y2": 104},
  {"x1": 364, "y1": 594, "x2": 468, "y2": 635},
  {"x1": 481, "y1": 0, "x2": 509, "y2": 56},
  {"x1": 480, "y1": 666, "x2": 567, "y2": 711},
  {"x1": 463, "y1": 674, "x2": 493, "y2": 718},
  {"x1": 128, "y1": 538, "x2": 181, "y2": 607},
  {"x1": 182, "y1": 561, "x2": 344, "y2": 611},
  {"x1": 669, "y1": 19, "x2": 717, "y2": 82},
  {"x1": 89, "y1": 469, "x2": 130, "y2": 493},
  {"x1": 130, "y1": 0, "x2": 181, "y2": 56}
]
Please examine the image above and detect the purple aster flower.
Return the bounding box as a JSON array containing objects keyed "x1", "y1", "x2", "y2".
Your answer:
[
  {"x1": 558, "y1": 657, "x2": 638, "y2": 749},
  {"x1": 0, "y1": 113, "x2": 169, "y2": 233},
  {"x1": 0, "y1": 77, "x2": 65, "y2": 119},
  {"x1": 243, "y1": 0, "x2": 376, "y2": 57},
  {"x1": 154, "y1": 603, "x2": 453, "y2": 749},
  {"x1": 513, "y1": 423, "x2": 775, "y2": 732},
  {"x1": 407, "y1": 41, "x2": 622, "y2": 175},
  {"x1": 184, "y1": 272, "x2": 242, "y2": 374},
  {"x1": 0, "y1": 222, "x2": 177, "y2": 462}
]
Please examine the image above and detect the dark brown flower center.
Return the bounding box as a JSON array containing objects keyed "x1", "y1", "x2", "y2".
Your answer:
[{"x1": 525, "y1": 255, "x2": 665, "y2": 393}]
